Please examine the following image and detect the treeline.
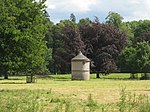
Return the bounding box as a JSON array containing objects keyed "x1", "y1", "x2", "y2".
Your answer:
[
  {"x1": 49, "y1": 12, "x2": 150, "y2": 79},
  {"x1": 0, "y1": 0, "x2": 150, "y2": 79}
]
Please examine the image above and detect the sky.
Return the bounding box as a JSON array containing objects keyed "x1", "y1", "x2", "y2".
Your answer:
[{"x1": 44, "y1": 0, "x2": 150, "y2": 23}]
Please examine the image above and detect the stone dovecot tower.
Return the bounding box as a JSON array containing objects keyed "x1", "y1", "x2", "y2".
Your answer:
[{"x1": 71, "y1": 51, "x2": 90, "y2": 80}]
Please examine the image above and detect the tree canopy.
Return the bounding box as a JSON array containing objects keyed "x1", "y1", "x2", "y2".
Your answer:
[
  {"x1": 51, "y1": 20, "x2": 85, "y2": 74},
  {"x1": 105, "y1": 11, "x2": 123, "y2": 28},
  {"x1": 119, "y1": 42, "x2": 150, "y2": 76},
  {"x1": 0, "y1": 2, "x2": 150, "y2": 80},
  {"x1": 0, "y1": 0, "x2": 50, "y2": 79},
  {"x1": 80, "y1": 21, "x2": 127, "y2": 77}
]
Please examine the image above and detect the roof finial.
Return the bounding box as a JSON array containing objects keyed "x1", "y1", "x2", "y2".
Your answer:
[
  {"x1": 79, "y1": 51, "x2": 82, "y2": 55},
  {"x1": 72, "y1": 51, "x2": 90, "y2": 61}
]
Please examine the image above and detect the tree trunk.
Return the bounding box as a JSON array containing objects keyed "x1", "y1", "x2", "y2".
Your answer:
[
  {"x1": 143, "y1": 73, "x2": 149, "y2": 80},
  {"x1": 26, "y1": 74, "x2": 36, "y2": 83},
  {"x1": 96, "y1": 72, "x2": 100, "y2": 78},
  {"x1": 31, "y1": 74, "x2": 33, "y2": 82},
  {"x1": 130, "y1": 73, "x2": 135, "y2": 79},
  {"x1": 130, "y1": 73, "x2": 139, "y2": 79},
  {"x1": 4, "y1": 71, "x2": 8, "y2": 79}
]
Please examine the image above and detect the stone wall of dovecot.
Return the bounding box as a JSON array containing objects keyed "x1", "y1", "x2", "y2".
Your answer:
[{"x1": 71, "y1": 51, "x2": 90, "y2": 80}]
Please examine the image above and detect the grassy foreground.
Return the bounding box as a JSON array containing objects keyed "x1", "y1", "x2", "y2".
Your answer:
[{"x1": 0, "y1": 74, "x2": 150, "y2": 112}]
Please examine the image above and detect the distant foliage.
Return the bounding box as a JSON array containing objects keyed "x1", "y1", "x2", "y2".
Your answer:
[
  {"x1": 133, "y1": 20, "x2": 150, "y2": 37},
  {"x1": 105, "y1": 11, "x2": 124, "y2": 28},
  {"x1": 135, "y1": 32, "x2": 150, "y2": 45}
]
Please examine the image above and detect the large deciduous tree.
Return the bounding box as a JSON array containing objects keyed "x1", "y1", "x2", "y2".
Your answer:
[
  {"x1": 51, "y1": 20, "x2": 85, "y2": 74},
  {"x1": 119, "y1": 42, "x2": 150, "y2": 79},
  {"x1": 119, "y1": 30, "x2": 150, "y2": 79},
  {"x1": 80, "y1": 20, "x2": 127, "y2": 78},
  {"x1": 0, "y1": 0, "x2": 49, "y2": 81}
]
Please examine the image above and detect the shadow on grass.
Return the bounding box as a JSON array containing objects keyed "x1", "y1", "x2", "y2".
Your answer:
[
  {"x1": 54, "y1": 79, "x2": 72, "y2": 81},
  {"x1": 0, "y1": 82, "x2": 26, "y2": 84},
  {"x1": 36, "y1": 75, "x2": 54, "y2": 79},
  {"x1": 54, "y1": 77, "x2": 131, "y2": 81},
  {"x1": 101, "y1": 77, "x2": 134, "y2": 80},
  {"x1": 0, "y1": 76, "x2": 25, "y2": 80}
]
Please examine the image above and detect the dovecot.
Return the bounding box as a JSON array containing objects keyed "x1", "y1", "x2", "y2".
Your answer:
[{"x1": 71, "y1": 51, "x2": 90, "y2": 80}]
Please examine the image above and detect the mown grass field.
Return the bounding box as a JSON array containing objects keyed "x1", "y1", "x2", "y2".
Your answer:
[{"x1": 0, "y1": 74, "x2": 150, "y2": 112}]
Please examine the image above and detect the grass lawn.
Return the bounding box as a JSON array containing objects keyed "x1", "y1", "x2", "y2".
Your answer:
[{"x1": 0, "y1": 73, "x2": 150, "y2": 112}]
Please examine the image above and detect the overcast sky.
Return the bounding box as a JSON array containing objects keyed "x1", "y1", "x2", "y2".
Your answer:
[{"x1": 44, "y1": 0, "x2": 150, "y2": 23}]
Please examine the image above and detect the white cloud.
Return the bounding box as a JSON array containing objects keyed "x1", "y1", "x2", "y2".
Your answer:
[
  {"x1": 71, "y1": 0, "x2": 99, "y2": 12},
  {"x1": 123, "y1": 0, "x2": 150, "y2": 21},
  {"x1": 47, "y1": 4, "x2": 56, "y2": 9},
  {"x1": 45, "y1": 0, "x2": 99, "y2": 13},
  {"x1": 130, "y1": 0, "x2": 140, "y2": 5},
  {"x1": 44, "y1": 0, "x2": 150, "y2": 22}
]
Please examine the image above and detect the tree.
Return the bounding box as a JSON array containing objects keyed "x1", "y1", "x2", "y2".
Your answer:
[
  {"x1": 78, "y1": 18, "x2": 92, "y2": 28},
  {"x1": 120, "y1": 22, "x2": 134, "y2": 43},
  {"x1": 134, "y1": 20, "x2": 150, "y2": 37},
  {"x1": 50, "y1": 23, "x2": 63, "y2": 74},
  {"x1": 119, "y1": 46, "x2": 138, "y2": 76},
  {"x1": 135, "y1": 42, "x2": 150, "y2": 74},
  {"x1": 119, "y1": 42, "x2": 150, "y2": 79},
  {"x1": 51, "y1": 20, "x2": 85, "y2": 73},
  {"x1": 80, "y1": 20, "x2": 127, "y2": 78},
  {"x1": 0, "y1": 0, "x2": 49, "y2": 81},
  {"x1": 44, "y1": 16, "x2": 54, "y2": 75},
  {"x1": 105, "y1": 11, "x2": 123, "y2": 28},
  {"x1": 135, "y1": 32, "x2": 150, "y2": 45},
  {"x1": 119, "y1": 20, "x2": 150, "y2": 47},
  {"x1": 70, "y1": 13, "x2": 76, "y2": 22},
  {"x1": 78, "y1": 18, "x2": 93, "y2": 59}
]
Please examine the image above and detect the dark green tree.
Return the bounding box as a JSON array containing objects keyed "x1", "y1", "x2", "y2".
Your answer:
[
  {"x1": 0, "y1": 0, "x2": 49, "y2": 81},
  {"x1": 119, "y1": 45, "x2": 138, "y2": 77},
  {"x1": 49, "y1": 23, "x2": 63, "y2": 74},
  {"x1": 119, "y1": 42, "x2": 150, "y2": 79},
  {"x1": 119, "y1": 20, "x2": 150, "y2": 46},
  {"x1": 135, "y1": 32, "x2": 150, "y2": 45},
  {"x1": 134, "y1": 20, "x2": 150, "y2": 37},
  {"x1": 44, "y1": 16, "x2": 54, "y2": 75},
  {"x1": 70, "y1": 13, "x2": 76, "y2": 22},
  {"x1": 51, "y1": 20, "x2": 85, "y2": 73}
]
